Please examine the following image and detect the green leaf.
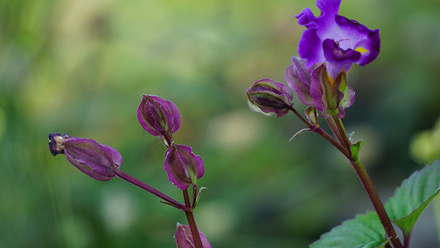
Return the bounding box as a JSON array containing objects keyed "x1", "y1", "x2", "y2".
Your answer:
[
  {"x1": 310, "y1": 212, "x2": 386, "y2": 248},
  {"x1": 385, "y1": 160, "x2": 440, "y2": 235}
]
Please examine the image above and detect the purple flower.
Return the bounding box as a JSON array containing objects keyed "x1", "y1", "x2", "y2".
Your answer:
[
  {"x1": 296, "y1": 0, "x2": 380, "y2": 80},
  {"x1": 174, "y1": 223, "x2": 212, "y2": 248},
  {"x1": 137, "y1": 94, "x2": 181, "y2": 140},
  {"x1": 246, "y1": 79, "x2": 293, "y2": 118},
  {"x1": 286, "y1": 57, "x2": 354, "y2": 118},
  {"x1": 48, "y1": 133, "x2": 122, "y2": 181},
  {"x1": 164, "y1": 144, "x2": 205, "y2": 190}
]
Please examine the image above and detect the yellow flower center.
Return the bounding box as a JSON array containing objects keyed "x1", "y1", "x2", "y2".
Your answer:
[{"x1": 355, "y1": 46, "x2": 369, "y2": 54}]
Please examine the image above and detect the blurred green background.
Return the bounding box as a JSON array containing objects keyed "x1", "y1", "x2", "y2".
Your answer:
[{"x1": 1, "y1": 0, "x2": 440, "y2": 247}]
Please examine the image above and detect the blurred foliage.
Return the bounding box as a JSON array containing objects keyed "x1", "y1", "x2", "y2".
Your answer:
[
  {"x1": 1, "y1": 0, "x2": 440, "y2": 247},
  {"x1": 410, "y1": 117, "x2": 440, "y2": 165}
]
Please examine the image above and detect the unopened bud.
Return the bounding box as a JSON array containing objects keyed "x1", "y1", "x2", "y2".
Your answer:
[
  {"x1": 164, "y1": 144, "x2": 205, "y2": 190},
  {"x1": 137, "y1": 94, "x2": 181, "y2": 139},
  {"x1": 174, "y1": 223, "x2": 212, "y2": 248},
  {"x1": 246, "y1": 79, "x2": 293, "y2": 118},
  {"x1": 48, "y1": 133, "x2": 122, "y2": 181}
]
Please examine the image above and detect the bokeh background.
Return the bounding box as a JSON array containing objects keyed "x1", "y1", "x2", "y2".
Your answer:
[{"x1": 1, "y1": 0, "x2": 440, "y2": 247}]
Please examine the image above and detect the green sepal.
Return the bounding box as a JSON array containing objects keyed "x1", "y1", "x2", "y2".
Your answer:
[
  {"x1": 385, "y1": 160, "x2": 440, "y2": 235},
  {"x1": 319, "y1": 66, "x2": 340, "y2": 118},
  {"x1": 310, "y1": 211, "x2": 387, "y2": 248},
  {"x1": 247, "y1": 99, "x2": 274, "y2": 117},
  {"x1": 350, "y1": 139, "x2": 366, "y2": 161},
  {"x1": 338, "y1": 73, "x2": 354, "y2": 111},
  {"x1": 193, "y1": 187, "x2": 207, "y2": 209},
  {"x1": 305, "y1": 106, "x2": 319, "y2": 127}
]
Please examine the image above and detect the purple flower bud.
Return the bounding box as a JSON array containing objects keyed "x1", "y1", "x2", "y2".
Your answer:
[
  {"x1": 174, "y1": 223, "x2": 212, "y2": 248},
  {"x1": 137, "y1": 94, "x2": 181, "y2": 139},
  {"x1": 48, "y1": 133, "x2": 122, "y2": 181},
  {"x1": 164, "y1": 144, "x2": 204, "y2": 190},
  {"x1": 246, "y1": 79, "x2": 293, "y2": 118}
]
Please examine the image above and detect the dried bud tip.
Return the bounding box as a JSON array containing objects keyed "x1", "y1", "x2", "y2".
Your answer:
[{"x1": 48, "y1": 133, "x2": 71, "y2": 156}]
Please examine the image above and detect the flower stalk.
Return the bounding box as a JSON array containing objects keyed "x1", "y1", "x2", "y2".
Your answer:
[
  {"x1": 183, "y1": 189, "x2": 204, "y2": 248},
  {"x1": 332, "y1": 117, "x2": 403, "y2": 248},
  {"x1": 287, "y1": 107, "x2": 403, "y2": 247}
]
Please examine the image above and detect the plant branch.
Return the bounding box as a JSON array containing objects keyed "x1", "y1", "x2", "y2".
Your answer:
[
  {"x1": 183, "y1": 189, "x2": 204, "y2": 248},
  {"x1": 334, "y1": 118, "x2": 402, "y2": 248},
  {"x1": 288, "y1": 106, "x2": 351, "y2": 158},
  {"x1": 350, "y1": 159, "x2": 402, "y2": 248},
  {"x1": 114, "y1": 169, "x2": 185, "y2": 210}
]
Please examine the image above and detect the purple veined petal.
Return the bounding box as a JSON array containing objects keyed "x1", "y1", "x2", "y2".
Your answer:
[
  {"x1": 137, "y1": 96, "x2": 163, "y2": 136},
  {"x1": 316, "y1": 0, "x2": 341, "y2": 19},
  {"x1": 355, "y1": 29, "x2": 380, "y2": 66},
  {"x1": 309, "y1": 64, "x2": 326, "y2": 112},
  {"x1": 174, "y1": 223, "x2": 212, "y2": 248},
  {"x1": 297, "y1": 28, "x2": 323, "y2": 68},
  {"x1": 164, "y1": 99, "x2": 181, "y2": 133},
  {"x1": 295, "y1": 8, "x2": 318, "y2": 28},
  {"x1": 59, "y1": 137, "x2": 122, "y2": 181},
  {"x1": 333, "y1": 15, "x2": 381, "y2": 66},
  {"x1": 285, "y1": 57, "x2": 316, "y2": 106},
  {"x1": 137, "y1": 94, "x2": 181, "y2": 137},
  {"x1": 337, "y1": 76, "x2": 355, "y2": 118},
  {"x1": 164, "y1": 144, "x2": 204, "y2": 190},
  {"x1": 322, "y1": 39, "x2": 360, "y2": 80}
]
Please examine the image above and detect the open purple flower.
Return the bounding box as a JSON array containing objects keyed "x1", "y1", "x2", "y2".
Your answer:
[
  {"x1": 48, "y1": 133, "x2": 122, "y2": 181},
  {"x1": 296, "y1": 0, "x2": 380, "y2": 80},
  {"x1": 164, "y1": 144, "x2": 205, "y2": 190},
  {"x1": 174, "y1": 223, "x2": 212, "y2": 248},
  {"x1": 137, "y1": 94, "x2": 181, "y2": 141}
]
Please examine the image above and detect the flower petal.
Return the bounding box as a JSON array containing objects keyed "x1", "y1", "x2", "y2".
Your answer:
[
  {"x1": 297, "y1": 29, "x2": 323, "y2": 68},
  {"x1": 322, "y1": 39, "x2": 360, "y2": 79},
  {"x1": 285, "y1": 57, "x2": 316, "y2": 106}
]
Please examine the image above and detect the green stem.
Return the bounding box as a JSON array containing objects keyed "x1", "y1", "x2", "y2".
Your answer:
[
  {"x1": 333, "y1": 117, "x2": 402, "y2": 248},
  {"x1": 351, "y1": 159, "x2": 402, "y2": 248},
  {"x1": 325, "y1": 117, "x2": 349, "y2": 151},
  {"x1": 332, "y1": 116, "x2": 352, "y2": 151},
  {"x1": 289, "y1": 106, "x2": 402, "y2": 247},
  {"x1": 183, "y1": 189, "x2": 204, "y2": 248}
]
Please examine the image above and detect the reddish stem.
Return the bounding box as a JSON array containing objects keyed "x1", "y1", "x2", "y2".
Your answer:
[{"x1": 183, "y1": 189, "x2": 204, "y2": 248}]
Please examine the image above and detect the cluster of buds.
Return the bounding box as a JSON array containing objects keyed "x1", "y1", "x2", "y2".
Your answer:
[
  {"x1": 137, "y1": 94, "x2": 205, "y2": 190},
  {"x1": 49, "y1": 94, "x2": 210, "y2": 248}
]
